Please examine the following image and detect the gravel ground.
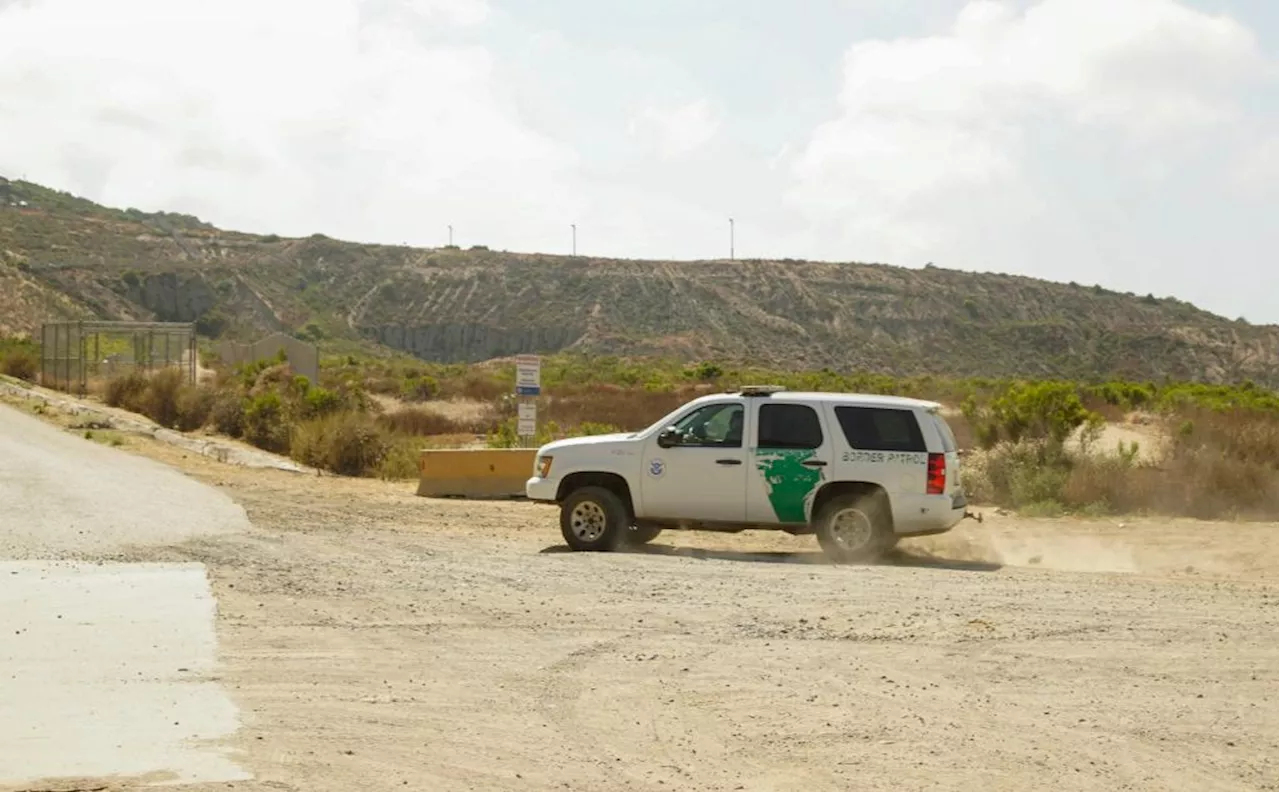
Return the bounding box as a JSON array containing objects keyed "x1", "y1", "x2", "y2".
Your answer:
[{"x1": 1, "y1": 399, "x2": 1276, "y2": 792}]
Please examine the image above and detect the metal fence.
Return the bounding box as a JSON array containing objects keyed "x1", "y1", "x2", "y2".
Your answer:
[
  {"x1": 214, "y1": 332, "x2": 319, "y2": 383},
  {"x1": 40, "y1": 320, "x2": 196, "y2": 393}
]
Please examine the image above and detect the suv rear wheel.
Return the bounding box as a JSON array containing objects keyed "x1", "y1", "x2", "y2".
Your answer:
[
  {"x1": 814, "y1": 491, "x2": 895, "y2": 563},
  {"x1": 560, "y1": 486, "x2": 629, "y2": 552}
]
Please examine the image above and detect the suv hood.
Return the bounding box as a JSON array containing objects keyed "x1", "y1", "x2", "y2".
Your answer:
[{"x1": 539, "y1": 432, "x2": 634, "y2": 454}]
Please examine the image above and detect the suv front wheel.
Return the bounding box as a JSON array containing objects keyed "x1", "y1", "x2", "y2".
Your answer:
[
  {"x1": 560, "y1": 486, "x2": 629, "y2": 552},
  {"x1": 814, "y1": 491, "x2": 895, "y2": 563}
]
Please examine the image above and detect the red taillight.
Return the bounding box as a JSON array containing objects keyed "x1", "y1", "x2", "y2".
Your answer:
[{"x1": 927, "y1": 453, "x2": 946, "y2": 495}]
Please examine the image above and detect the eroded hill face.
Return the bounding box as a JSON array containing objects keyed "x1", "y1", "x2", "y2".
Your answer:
[{"x1": 1, "y1": 177, "x2": 1276, "y2": 384}]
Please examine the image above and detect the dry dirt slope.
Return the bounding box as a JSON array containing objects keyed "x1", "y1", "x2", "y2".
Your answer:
[{"x1": 2, "y1": 176, "x2": 1276, "y2": 383}]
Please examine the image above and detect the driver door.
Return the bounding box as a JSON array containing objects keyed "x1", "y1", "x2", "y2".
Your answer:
[{"x1": 637, "y1": 400, "x2": 748, "y2": 523}]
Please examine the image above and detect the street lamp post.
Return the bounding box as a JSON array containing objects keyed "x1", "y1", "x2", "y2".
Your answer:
[
  {"x1": 448, "y1": 225, "x2": 453, "y2": 247},
  {"x1": 571, "y1": 224, "x2": 577, "y2": 256},
  {"x1": 729, "y1": 217, "x2": 735, "y2": 261}
]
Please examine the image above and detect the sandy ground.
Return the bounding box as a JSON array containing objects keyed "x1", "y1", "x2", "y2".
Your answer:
[{"x1": 1, "y1": 398, "x2": 1277, "y2": 792}]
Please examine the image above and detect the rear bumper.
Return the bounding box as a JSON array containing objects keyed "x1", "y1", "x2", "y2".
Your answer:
[{"x1": 893, "y1": 493, "x2": 967, "y2": 536}]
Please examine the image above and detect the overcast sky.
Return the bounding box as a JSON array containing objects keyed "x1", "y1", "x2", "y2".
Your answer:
[{"x1": 1, "y1": 0, "x2": 1276, "y2": 322}]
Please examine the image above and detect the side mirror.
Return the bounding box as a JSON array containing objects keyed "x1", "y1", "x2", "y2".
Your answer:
[{"x1": 656, "y1": 427, "x2": 680, "y2": 449}]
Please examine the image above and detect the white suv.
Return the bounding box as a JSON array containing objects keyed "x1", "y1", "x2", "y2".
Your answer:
[{"x1": 526, "y1": 386, "x2": 974, "y2": 563}]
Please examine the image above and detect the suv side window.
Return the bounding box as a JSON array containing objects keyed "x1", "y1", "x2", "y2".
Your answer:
[
  {"x1": 671, "y1": 403, "x2": 744, "y2": 447},
  {"x1": 930, "y1": 413, "x2": 958, "y2": 452},
  {"x1": 757, "y1": 403, "x2": 823, "y2": 449},
  {"x1": 834, "y1": 406, "x2": 925, "y2": 452}
]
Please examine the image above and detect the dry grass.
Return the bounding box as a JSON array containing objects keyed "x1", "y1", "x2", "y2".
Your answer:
[
  {"x1": 965, "y1": 408, "x2": 1278, "y2": 520},
  {"x1": 0, "y1": 347, "x2": 37, "y2": 381},
  {"x1": 377, "y1": 405, "x2": 485, "y2": 436},
  {"x1": 291, "y1": 411, "x2": 389, "y2": 476},
  {"x1": 546, "y1": 384, "x2": 694, "y2": 431}
]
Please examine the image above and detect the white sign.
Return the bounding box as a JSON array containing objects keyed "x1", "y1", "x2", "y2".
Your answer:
[
  {"x1": 517, "y1": 402, "x2": 537, "y2": 437},
  {"x1": 515, "y1": 354, "x2": 541, "y2": 396}
]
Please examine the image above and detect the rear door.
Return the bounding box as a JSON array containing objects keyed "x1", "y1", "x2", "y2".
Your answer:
[
  {"x1": 745, "y1": 400, "x2": 833, "y2": 525},
  {"x1": 829, "y1": 405, "x2": 931, "y2": 496}
]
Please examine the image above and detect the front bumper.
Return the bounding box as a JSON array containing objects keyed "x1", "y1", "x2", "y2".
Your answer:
[{"x1": 526, "y1": 476, "x2": 558, "y2": 502}]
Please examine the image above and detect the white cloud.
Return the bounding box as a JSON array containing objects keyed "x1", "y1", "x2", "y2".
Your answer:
[
  {"x1": 634, "y1": 99, "x2": 720, "y2": 158},
  {"x1": 1228, "y1": 135, "x2": 1279, "y2": 195},
  {"x1": 0, "y1": 0, "x2": 580, "y2": 248},
  {"x1": 787, "y1": 0, "x2": 1275, "y2": 317}
]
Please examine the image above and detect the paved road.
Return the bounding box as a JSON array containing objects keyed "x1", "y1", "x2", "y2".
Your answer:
[
  {"x1": 0, "y1": 403, "x2": 249, "y2": 557},
  {"x1": 0, "y1": 403, "x2": 248, "y2": 788}
]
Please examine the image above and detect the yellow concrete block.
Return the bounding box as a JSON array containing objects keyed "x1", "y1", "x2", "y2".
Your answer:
[{"x1": 416, "y1": 449, "x2": 538, "y2": 498}]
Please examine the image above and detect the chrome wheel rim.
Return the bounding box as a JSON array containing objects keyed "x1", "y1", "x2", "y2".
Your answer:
[
  {"x1": 570, "y1": 500, "x2": 608, "y2": 542},
  {"x1": 829, "y1": 507, "x2": 873, "y2": 551}
]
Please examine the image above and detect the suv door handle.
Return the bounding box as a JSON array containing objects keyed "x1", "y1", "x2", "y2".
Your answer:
[
  {"x1": 715, "y1": 459, "x2": 743, "y2": 466},
  {"x1": 802, "y1": 459, "x2": 828, "y2": 467}
]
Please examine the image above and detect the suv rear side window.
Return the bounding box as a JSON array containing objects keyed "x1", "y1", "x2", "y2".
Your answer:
[
  {"x1": 758, "y1": 403, "x2": 823, "y2": 449},
  {"x1": 834, "y1": 406, "x2": 925, "y2": 452},
  {"x1": 930, "y1": 412, "x2": 958, "y2": 452}
]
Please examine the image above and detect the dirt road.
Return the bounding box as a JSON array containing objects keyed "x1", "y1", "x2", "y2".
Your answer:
[
  {"x1": 2, "y1": 401, "x2": 1277, "y2": 791},
  {"x1": 0, "y1": 403, "x2": 250, "y2": 787}
]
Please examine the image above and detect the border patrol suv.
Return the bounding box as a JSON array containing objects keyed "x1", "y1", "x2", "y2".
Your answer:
[{"x1": 526, "y1": 386, "x2": 970, "y2": 563}]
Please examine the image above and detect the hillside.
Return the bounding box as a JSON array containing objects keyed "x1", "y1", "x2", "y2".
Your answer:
[{"x1": 1, "y1": 176, "x2": 1276, "y2": 384}]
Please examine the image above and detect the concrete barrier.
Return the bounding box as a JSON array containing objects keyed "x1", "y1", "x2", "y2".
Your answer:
[{"x1": 416, "y1": 449, "x2": 538, "y2": 498}]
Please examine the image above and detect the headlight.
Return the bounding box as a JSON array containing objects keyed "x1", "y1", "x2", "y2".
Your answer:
[{"x1": 536, "y1": 455, "x2": 553, "y2": 478}]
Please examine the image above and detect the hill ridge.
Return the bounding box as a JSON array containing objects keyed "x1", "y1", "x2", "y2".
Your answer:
[{"x1": 1, "y1": 175, "x2": 1275, "y2": 385}]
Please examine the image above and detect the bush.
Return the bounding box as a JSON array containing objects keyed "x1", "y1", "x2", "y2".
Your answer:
[
  {"x1": 209, "y1": 392, "x2": 246, "y2": 437},
  {"x1": 400, "y1": 375, "x2": 439, "y2": 402},
  {"x1": 104, "y1": 370, "x2": 148, "y2": 412},
  {"x1": 486, "y1": 417, "x2": 562, "y2": 448},
  {"x1": 175, "y1": 384, "x2": 216, "y2": 431},
  {"x1": 243, "y1": 391, "x2": 290, "y2": 453},
  {"x1": 965, "y1": 382, "x2": 1095, "y2": 448},
  {"x1": 0, "y1": 347, "x2": 38, "y2": 381},
  {"x1": 300, "y1": 385, "x2": 344, "y2": 419},
  {"x1": 291, "y1": 412, "x2": 389, "y2": 476},
  {"x1": 140, "y1": 368, "x2": 185, "y2": 428}
]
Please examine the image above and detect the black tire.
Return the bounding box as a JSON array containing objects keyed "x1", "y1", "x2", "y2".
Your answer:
[
  {"x1": 625, "y1": 523, "x2": 664, "y2": 546},
  {"x1": 560, "y1": 486, "x2": 629, "y2": 552},
  {"x1": 814, "y1": 490, "x2": 895, "y2": 563}
]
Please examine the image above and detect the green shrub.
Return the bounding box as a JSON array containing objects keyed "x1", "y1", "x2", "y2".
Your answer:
[
  {"x1": 966, "y1": 382, "x2": 1096, "y2": 448},
  {"x1": 301, "y1": 386, "x2": 343, "y2": 418},
  {"x1": 400, "y1": 375, "x2": 439, "y2": 402},
  {"x1": 486, "y1": 417, "x2": 562, "y2": 448},
  {"x1": 243, "y1": 391, "x2": 290, "y2": 453}
]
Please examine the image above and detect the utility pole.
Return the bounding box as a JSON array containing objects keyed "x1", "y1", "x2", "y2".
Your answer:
[
  {"x1": 448, "y1": 225, "x2": 453, "y2": 247},
  {"x1": 729, "y1": 217, "x2": 735, "y2": 261},
  {"x1": 571, "y1": 223, "x2": 577, "y2": 256}
]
